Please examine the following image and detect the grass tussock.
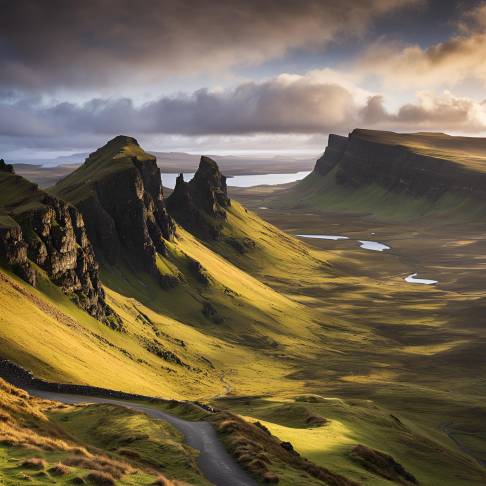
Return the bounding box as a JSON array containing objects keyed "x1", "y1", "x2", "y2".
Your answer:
[
  {"x1": 71, "y1": 477, "x2": 86, "y2": 484},
  {"x1": 350, "y1": 444, "x2": 417, "y2": 485},
  {"x1": 63, "y1": 453, "x2": 134, "y2": 480},
  {"x1": 0, "y1": 378, "x2": 94, "y2": 454},
  {"x1": 21, "y1": 456, "x2": 47, "y2": 470},
  {"x1": 151, "y1": 475, "x2": 178, "y2": 485},
  {"x1": 48, "y1": 462, "x2": 72, "y2": 476},
  {"x1": 86, "y1": 470, "x2": 116, "y2": 485}
]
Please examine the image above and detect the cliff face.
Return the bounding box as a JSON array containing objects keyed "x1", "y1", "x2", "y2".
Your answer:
[
  {"x1": 0, "y1": 224, "x2": 36, "y2": 287},
  {"x1": 52, "y1": 136, "x2": 176, "y2": 276},
  {"x1": 166, "y1": 156, "x2": 231, "y2": 239},
  {"x1": 314, "y1": 129, "x2": 486, "y2": 200},
  {"x1": 0, "y1": 160, "x2": 117, "y2": 325}
]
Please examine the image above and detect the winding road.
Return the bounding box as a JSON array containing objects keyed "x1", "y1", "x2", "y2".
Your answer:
[{"x1": 28, "y1": 389, "x2": 258, "y2": 486}]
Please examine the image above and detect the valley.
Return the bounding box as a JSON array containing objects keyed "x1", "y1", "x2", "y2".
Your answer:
[
  {"x1": 223, "y1": 131, "x2": 486, "y2": 485},
  {"x1": 0, "y1": 131, "x2": 485, "y2": 485},
  {"x1": 217, "y1": 203, "x2": 486, "y2": 484},
  {"x1": 4, "y1": 2, "x2": 486, "y2": 484}
]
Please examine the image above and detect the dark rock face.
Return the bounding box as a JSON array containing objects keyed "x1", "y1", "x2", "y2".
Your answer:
[
  {"x1": 167, "y1": 156, "x2": 231, "y2": 239},
  {"x1": 0, "y1": 225, "x2": 36, "y2": 286},
  {"x1": 23, "y1": 195, "x2": 117, "y2": 324},
  {"x1": 314, "y1": 134, "x2": 348, "y2": 176},
  {"x1": 314, "y1": 130, "x2": 486, "y2": 200},
  {"x1": 71, "y1": 144, "x2": 175, "y2": 276},
  {"x1": 191, "y1": 156, "x2": 231, "y2": 216},
  {"x1": 0, "y1": 162, "x2": 117, "y2": 325},
  {"x1": 0, "y1": 159, "x2": 14, "y2": 174}
]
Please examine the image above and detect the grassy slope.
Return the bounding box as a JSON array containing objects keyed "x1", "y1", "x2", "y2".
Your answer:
[
  {"x1": 353, "y1": 129, "x2": 486, "y2": 172},
  {"x1": 0, "y1": 378, "x2": 197, "y2": 485},
  {"x1": 271, "y1": 130, "x2": 486, "y2": 222},
  {"x1": 51, "y1": 136, "x2": 146, "y2": 204},
  {"x1": 278, "y1": 170, "x2": 486, "y2": 222},
  {"x1": 0, "y1": 199, "x2": 324, "y2": 400},
  {"x1": 3, "y1": 134, "x2": 485, "y2": 484},
  {"x1": 206, "y1": 202, "x2": 486, "y2": 485},
  {"x1": 0, "y1": 170, "x2": 46, "y2": 228},
  {"x1": 216, "y1": 394, "x2": 486, "y2": 486}
]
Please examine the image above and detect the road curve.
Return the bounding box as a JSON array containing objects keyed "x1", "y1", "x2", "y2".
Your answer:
[{"x1": 28, "y1": 389, "x2": 258, "y2": 486}]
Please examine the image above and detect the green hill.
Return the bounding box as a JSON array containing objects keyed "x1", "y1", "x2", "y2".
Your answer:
[
  {"x1": 0, "y1": 137, "x2": 321, "y2": 401},
  {"x1": 275, "y1": 129, "x2": 486, "y2": 221},
  {"x1": 0, "y1": 377, "x2": 208, "y2": 485}
]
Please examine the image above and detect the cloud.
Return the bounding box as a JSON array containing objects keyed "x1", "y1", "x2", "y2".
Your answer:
[
  {"x1": 355, "y1": 2, "x2": 486, "y2": 88},
  {"x1": 0, "y1": 0, "x2": 419, "y2": 91},
  {"x1": 361, "y1": 92, "x2": 486, "y2": 132},
  {"x1": 459, "y1": 2, "x2": 486, "y2": 32},
  {"x1": 2, "y1": 69, "x2": 486, "y2": 156},
  {"x1": 0, "y1": 71, "x2": 370, "y2": 141}
]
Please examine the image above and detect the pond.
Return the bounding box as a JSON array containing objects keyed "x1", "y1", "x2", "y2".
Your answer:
[
  {"x1": 297, "y1": 234, "x2": 390, "y2": 251},
  {"x1": 405, "y1": 273, "x2": 438, "y2": 285},
  {"x1": 358, "y1": 240, "x2": 391, "y2": 252}
]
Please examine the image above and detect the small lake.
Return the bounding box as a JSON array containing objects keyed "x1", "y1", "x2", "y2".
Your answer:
[
  {"x1": 296, "y1": 235, "x2": 438, "y2": 285},
  {"x1": 405, "y1": 273, "x2": 438, "y2": 285},
  {"x1": 358, "y1": 240, "x2": 390, "y2": 252},
  {"x1": 161, "y1": 171, "x2": 311, "y2": 189},
  {"x1": 297, "y1": 234, "x2": 390, "y2": 251}
]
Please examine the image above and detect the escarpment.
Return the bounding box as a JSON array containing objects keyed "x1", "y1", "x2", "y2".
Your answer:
[
  {"x1": 52, "y1": 136, "x2": 176, "y2": 276},
  {"x1": 314, "y1": 129, "x2": 486, "y2": 200},
  {"x1": 166, "y1": 156, "x2": 231, "y2": 239},
  {"x1": 0, "y1": 160, "x2": 117, "y2": 324}
]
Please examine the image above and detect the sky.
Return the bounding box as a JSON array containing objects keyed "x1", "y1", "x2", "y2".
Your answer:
[{"x1": 1, "y1": 0, "x2": 486, "y2": 159}]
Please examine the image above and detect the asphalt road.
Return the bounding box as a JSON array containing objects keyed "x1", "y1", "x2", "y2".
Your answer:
[{"x1": 28, "y1": 389, "x2": 259, "y2": 486}]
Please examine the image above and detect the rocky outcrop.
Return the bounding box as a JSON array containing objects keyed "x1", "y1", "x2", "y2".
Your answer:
[
  {"x1": 314, "y1": 129, "x2": 486, "y2": 200},
  {"x1": 0, "y1": 161, "x2": 117, "y2": 325},
  {"x1": 53, "y1": 136, "x2": 176, "y2": 276},
  {"x1": 0, "y1": 224, "x2": 36, "y2": 286},
  {"x1": 167, "y1": 156, "x2": 231, "y2": 239},
  {"x1": 349, "y1": 444, "x2": 417, "y2": 484},
  {"x1": 314, "y1": 134, "x2": 348, "y2": 176}
]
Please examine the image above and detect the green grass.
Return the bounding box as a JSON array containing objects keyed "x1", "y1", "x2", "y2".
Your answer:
[
  {"x1": 2, "y1": 133, "x2": 486, "y2": 484},
  {"x1": 277, "y1": 170, "x2": 486, "y2": 222},
  {"x1": 352, "y1": 129, "x2": 486, "y2": 172},
  {"x1": 51, "y1": 135, "x2": 149, "y2": 203},
  {"x1": 50, "y1": 403, "x2": 210, "y2": 484},
  {"x1": 0, "y1": 378, "x2": 182, "y2": 485},
  {"x1": 213, "y1": 393, "x2": 486, "y2": 485},
  {"x1": 0, "y1": 171, "x2": 46, "y2": 225}
]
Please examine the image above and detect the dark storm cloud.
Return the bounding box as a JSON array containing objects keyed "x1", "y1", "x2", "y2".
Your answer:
[
  {"x1": 3, "y1": 74, "x2": 485, "y2": 152},
  {"x1": 0, "y1": 0, "x2": 419, "y2": 90},
  {"x1": 0, "y1": 76, "x2": 361, "y2": 138}
]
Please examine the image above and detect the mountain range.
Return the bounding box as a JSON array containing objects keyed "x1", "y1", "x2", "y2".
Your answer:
[{"x1": 1, "y1": 131, "x2": 486, "y2": 485}]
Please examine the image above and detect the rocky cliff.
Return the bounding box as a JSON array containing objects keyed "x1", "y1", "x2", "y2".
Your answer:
[
  {"x1": 314, "y1": 129, "x2": 486, "y2": 200},
  {"x1": 0, "y1": 160, "x2": 117, "y2": 325},
  {"x1": 166, "y1": 156, "x2": 231, "y2": 239},
  {"x1": 52, "y1": 136, "x2": 176, "y2": 276}
]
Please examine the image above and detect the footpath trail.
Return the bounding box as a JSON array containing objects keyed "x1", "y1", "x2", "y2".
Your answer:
[{"x1": 28, "y1": 389, "x2": 259, "y2": 486}]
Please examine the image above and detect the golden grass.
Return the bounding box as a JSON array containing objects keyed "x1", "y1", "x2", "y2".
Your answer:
[{"x1": 0, "y1": 378, "x2": 185, "y2": 485}]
